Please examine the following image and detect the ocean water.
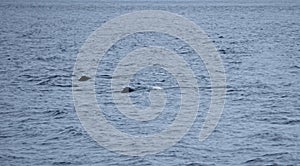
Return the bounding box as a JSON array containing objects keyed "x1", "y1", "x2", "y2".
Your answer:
[{"x1": 0, "y1": 0, "x2": 299, "y2": 165}]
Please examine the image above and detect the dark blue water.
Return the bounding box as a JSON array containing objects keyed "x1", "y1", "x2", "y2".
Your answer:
[{"x1": 0, "y1": 0, "x2": 299, "y2": 165}]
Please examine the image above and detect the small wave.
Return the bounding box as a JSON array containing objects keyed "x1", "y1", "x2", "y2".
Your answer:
[
  {"x1": 279, "y1": 119, "x2": 300, "y2": 125},
  {"x1": 262, "y1": 152, "x2": 289, "y2": 157},
  {"x1": 186, "y1": 162, "x2": 216, "y2": 166},
  {"x1": 52, "y1": 161, "x2": 73, "y2": 165},
  {"x1": 244, "y1": 157, "x2": 264, "y2": 164},
  {"x1": 290, "y1": 65, "x2": 300, "y2": 69},
  {"x1": 247, "y1": 131, "x2": 292, "y2": 142},
  {"x1": 58, "y1": 126, "x2": 83, "y2": 137}
]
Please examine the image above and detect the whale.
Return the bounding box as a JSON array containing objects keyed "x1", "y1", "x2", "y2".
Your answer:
[
  {"x1": 121, "y1": 87, "x2": 135, "y2": 93},
  {"x1": 78, "y1": 76, "x2": 91, "y2": 81},
  {"x1": 121, "y1": 86, "x2": 162, "y2": 93}
]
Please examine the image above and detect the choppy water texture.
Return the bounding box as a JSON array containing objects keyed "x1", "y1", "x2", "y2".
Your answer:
[{"x1": 0, "y1": 0, "x2": 299, "y2": 165}]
